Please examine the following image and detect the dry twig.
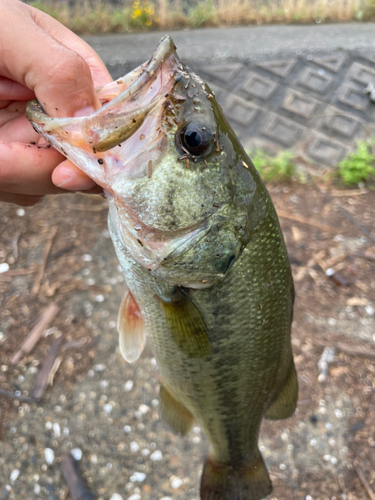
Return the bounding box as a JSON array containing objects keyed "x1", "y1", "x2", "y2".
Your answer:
[
  {"x1": 355, "y1": 465, "x2": 375, "y2": 500},
  {"x1": 11, "y1": 303, "x2": 59, "y2": 365},
  {"x1": 31, "y1": 335, "x2": 64, "y2": 401},
  {"x1": 61, "y1": 453, "x2": 95, "y2": 500},
  {"x1": 32, "y1": 226, "x2": 58, "y2": 295},
  {"x1": 276, "y1": 210, "x2": 337, "y2": 233}
]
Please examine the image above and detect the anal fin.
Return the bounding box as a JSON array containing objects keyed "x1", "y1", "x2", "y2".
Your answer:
[
  {"x1": 200, "y1": 451, "x2": 272, "y2": 500},
  {"x1": 117, "y1": 288, "x2": 146, "y2": 364},
  {"x1": 265, "y1": 358, "x2": 298, "y2": 420},
  {"x1": 159, "y1": 384, "x2": 194, "y2": 436}
]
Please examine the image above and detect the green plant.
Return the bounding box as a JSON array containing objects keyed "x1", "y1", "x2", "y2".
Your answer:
[
  {"x1": 130, "y1": 0, "x2": 156, "y2": 28},
  {"x1": 251, "y1": 150, "x2": 296, "y2": 182},
  {"x1": 188, "y1": 0, "x2": 215, "y2": 27},
  {"x1": 363, "y1": 0, "x2": 375, "y2": 19},
  {"x1": 336, "y1": 139, "x2": 375, "y2": 185}
]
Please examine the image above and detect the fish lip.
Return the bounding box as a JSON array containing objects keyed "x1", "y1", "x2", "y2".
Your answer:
[{"x1": 26, "y1": 35, "x2": 178, "y2": 132}]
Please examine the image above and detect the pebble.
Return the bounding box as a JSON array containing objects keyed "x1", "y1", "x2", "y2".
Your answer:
[
  {"x1": 45, "y1": 421, "x2": 52, "y2": 430},
  {"x1": 71, "y1": 448, "x2": 82, "y2": 461},
  {"x1": 34, "y1": 484, "x2": 41, "y2": 494},
  {"x1": 103, "y1": 403, "x2": 113, "y2": 414},
  {"x1": 0, "y1": 263, "x2": 9, "y2": 273},
  {"x1": 93, "y1": 364, "x2": 106, "y2": 372},
  {"x1": 323, "y1": 454, "x2": 331, "y2": 462},
  {"x1": 10, "y1": 469, "x2": 20, "y2": 482},
  {"x1": 128, "y1": 495, "x2": 141, "y2": 500},
  {"x1": 129, "y1": 472, "x2": 146, "y2": 482},
  {"x1": 279, "y1": 463, "x2": 286, "y2": 470},
  {"x1": 160, "y1": 498, "x2": 173, "y2": 500},
  {"x1": 53, "y1": 423, "x2": 60, "y2": 437},
  {"x1": 138, "y1": 404, "x2": 150, "y2": 415},
  {"x1": 82, "y1": 254, "x2": 92, "y2": 262},
  {"x1": 110, "y1": 495, "x2": 124, "y2": 500},
  {"x1": 0, "y1": 332, "x2": 4, "y2": 342},
  {"x1": 171, "y1": 477, "x2": 183, "y2": 489},
  {"x1": 130, "y1": 442, "x2": 139, "y2": 452},
  {"x1": 91, "y1": 454, "x2": 98, "y2": 464},
  {"x1": 124, "y1": 380, "x2": 134, "y2": 392},
  {"x1": 95, "y1": 294, "x2": 105, "y2": 302},
  {"x1": 100, "y1": 380, "x2": 109, "y2": 388},
  {"x1": 141, "y1": 449, "x2": 150, "y2": 456},
  {"x1": 365, "y1": 305, "x2": 374, "y2": 316},
  {"x1": 124, "y1": 425, "x2": 131, "y2": 433},
  {"x1": 44, "y1": 448, "x2": 55, "y2": 465},
  {"x1": 150, "y1": 450, "x2": 163, "y2": 461},
  {"x1": 16, "y1": 208, "x2": 25, "y2": 216}
]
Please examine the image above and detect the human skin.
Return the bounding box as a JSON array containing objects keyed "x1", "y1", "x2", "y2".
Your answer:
[{"x1": 0, "y1": 0, "x2": 112, "y2": 206}]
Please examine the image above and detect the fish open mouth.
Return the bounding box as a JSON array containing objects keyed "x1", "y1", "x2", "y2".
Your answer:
[{"x1": 26, "y1": 35, "x2": 180, "y2": 190}]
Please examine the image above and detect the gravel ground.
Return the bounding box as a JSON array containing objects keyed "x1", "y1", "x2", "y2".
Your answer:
[{"x1": 0, "y1": 184, "x2": 375, "y2": 500}]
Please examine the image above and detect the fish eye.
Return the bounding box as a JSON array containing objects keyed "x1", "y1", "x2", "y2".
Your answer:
[{"x1": 181, "y1": 123, "x2": 213, "y2": 156}]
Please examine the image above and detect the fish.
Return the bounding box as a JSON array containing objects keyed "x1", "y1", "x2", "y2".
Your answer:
[{"x1": 26, "y1": 35, "x2": 298, "y2": 500}]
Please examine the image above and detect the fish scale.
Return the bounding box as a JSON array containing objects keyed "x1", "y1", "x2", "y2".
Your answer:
[{"x1": 26, "y1": 35, "x2": 298, "y2": 500}]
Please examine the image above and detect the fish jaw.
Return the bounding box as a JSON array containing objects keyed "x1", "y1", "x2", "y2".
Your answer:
[{"x1": 25, "y1": 35, "x2": 180, "y2": 194}]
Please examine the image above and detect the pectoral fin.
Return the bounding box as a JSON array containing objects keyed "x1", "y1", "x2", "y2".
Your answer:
[
  {"x1": 158, "y1": 288, "x2": 211, "y2": 357},
  {"x1": 117, "y1": 288, "x2": 146, "y2": 364},
  {"x1": 265, "y1": 358, "x2": 298, "y2": 420},
  {"x1": 159, "y1": 384, "x2": 194, "y2": 435}
]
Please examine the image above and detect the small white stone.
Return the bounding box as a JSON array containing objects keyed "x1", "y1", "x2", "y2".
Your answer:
[
  {"x1": 138, "y1": 404, "x2": 150, "y2": 415},
  {"x1": 110, "y1": 494, "x2": 124, "y2": 500},
  {"x1": 34, "y1": 484, "x2": 41, "y2": 494},
  {"x1": 323, "y1": 454, "x2": 331, "y2": 462},
  {"x1": 193, "y1": 436, "x2": 201, "y2": 444},
  {"x1": 141, "y1": 448, "x2": 150, "y2": 456},
  {"x1": 52, "y1": 423, "x2": 60, "y2": 437},
  {"x1": 279, "y1": 463, "x2": 286, "y2": 470},
  {"x1": 0, "y1": 263, "x2": 9, "y2": 274},
  {"x1": 63, "y1": 427, "x2": 69, "y2": 436},
  {"x1": 160, "y1": 498, "x2": 173, "y2": 500},
  {"x1": 331, "y1": 456, "x2": 338, "y2": 465},
  {"x1": 95, "y1": 294, "x2": 104, "y2": 302},
  {"x1": 150, "y1": 450, "x2": 163, "y2": 461},
  {"x1": 16, "y1": 208, "x2": 25, "y2": 217},
  {"x1": 151, "y1": 399, "x2": 159, "y2": 407},
  {"x1": 130, "y1": 472, "x2": 146, "y2": 482},
  {"x1": 306, "y1": 496, "x2": 313, "y2": 500},
  {"x1": 193, "y1": 426, "x2": 200, "y2": 434},
  {"x1": 365, "y1": 305, "x2": 375, "y2": 316},
  {"x1": 91, "y1": 454, "x2": 98, "y2": 464},
  {"x1": 45, "y1": 421, "x2": 52, "y2": 430},
  {"x1": 0, "y1": 332, "x2": 4, "y2": 342},
  {"x1": 93, "y1": 364, "x2": 106, "y2": 372},
  {"x1": 128, "y1": 495, "x2": 141, "y2": 500},
  {"x1": 335, "y1": 409, "x2": 343, "y2": 419},
  {"x1": 259, "y1": 445, "x2": 266, "y2": 452},
  {"x1": 10, "y1": 469, "x2": 20, "y2": 482},
  {"x1": 124, "y1": 425, "x2": 131, "y2": 433},
  {"x1": 325, "y1": 422, "x2": 333, "y2": 430},
  {"x1": 124, "y1": 380, "x2": 134, "y2": 392},
  {"x1": 103, "y1": 403, "x2": 113, "y2": 414},
  {"x1": 100, "y1": 380, "x2": 109, "y2": 388},
  {"x1": 130, "y1": 441, "x2": 139, "y2": 452},
  {"x1": 44, "y1": 448, "x2": 55, "y2": 465},
  {"x1": 171, "y1": 477, "x2": 183, "y2": 489},
  {"x1": 71, "y1": 448, "x2": 82, "y2": 461},
  {"x1": 82, "y1": 254, "x2": 92, "y2": 262}
]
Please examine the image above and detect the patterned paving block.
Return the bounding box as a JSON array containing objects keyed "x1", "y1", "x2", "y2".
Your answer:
[
  {"x1": 356, "y1": 50, "x2": 375, "y2": 66},
  {"x1": 321, "y1": 107, "x2": 360, "y2": 139},
  {"x1": 281, "y1": 89, "x2": 320, "y2": 120},
  {"x1": 223, "y1": 94, "x2": 261, "y2": 127},
  {"x1": 241, "y1": 72, "x2": 278, "y2": 100},
  {"x1": 347, "y1": 62, "x2": 375, "y2": 86},
  {"x1": 338, "y1": 83, "x2": 370, "y2": 112},
  {"x1": 297, "y1": 67, "x2": 334, "y2": 94},
  {"x1": 261, "y1": 114, "x2": 305, "y2": 147},
  {"x1": 200, "y1": 63, "x2": 243, "y2": 84},
  {"x1": 255, "y1": 59, "x2": 297, "y2": 78},
  {"x1": 311, "y1": 53, "x2": 347, "y2": 73},
  {"x1": 307, "y1": 135, "x2": 347, "y2": 165}
]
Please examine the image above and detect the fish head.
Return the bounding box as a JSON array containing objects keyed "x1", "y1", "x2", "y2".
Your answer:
[{"x1": 26, "y1": 36, "x2": 266, "y2": 288}]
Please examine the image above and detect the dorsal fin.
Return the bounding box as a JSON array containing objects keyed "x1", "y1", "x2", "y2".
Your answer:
[{"x1": 117, "y1": 288, "x2": 146, "y2": 363}]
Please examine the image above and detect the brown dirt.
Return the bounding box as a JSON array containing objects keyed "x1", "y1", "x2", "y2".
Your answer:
[{"x1": 0, "y1": 183, "x2": 374, "y2": 500}]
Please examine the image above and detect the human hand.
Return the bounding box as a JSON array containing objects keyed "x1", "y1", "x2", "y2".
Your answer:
[{"x1": 0, "y1": 0, "x2": 112, "y2": 206}]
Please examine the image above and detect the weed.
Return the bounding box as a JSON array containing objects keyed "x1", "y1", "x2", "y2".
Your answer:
[
  {"x1": 26, "y1": 0, "x2": 368, "y2": 34},
  {"x1": 251, "y1": 150, "x2": 297, "y2": 183},
  {"x1": 336, "y1": 139, "x2": 375, "y2": 186}
]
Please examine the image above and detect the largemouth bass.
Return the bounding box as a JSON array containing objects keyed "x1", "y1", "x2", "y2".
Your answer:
[{"x1": 26, "y1": 36, "x2": 297, "y2": 500}]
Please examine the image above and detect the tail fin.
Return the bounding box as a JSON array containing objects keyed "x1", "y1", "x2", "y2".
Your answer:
[{"x1": 200, "y1": 452, "x2": 272, "y2": 500}]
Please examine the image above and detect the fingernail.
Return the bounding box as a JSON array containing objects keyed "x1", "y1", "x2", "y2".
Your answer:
[{"x1": 56, "y1": 174, "x2": 96, "y2": 190}]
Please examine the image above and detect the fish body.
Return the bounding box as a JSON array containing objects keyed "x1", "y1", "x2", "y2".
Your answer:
[{"x1": 26, "y1": 36, "x2": 297, "y2": 500}]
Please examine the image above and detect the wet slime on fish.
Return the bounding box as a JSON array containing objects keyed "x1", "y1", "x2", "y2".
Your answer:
[{"x1": 26, "y1": 35, "x2": 298, "y2": 500}]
